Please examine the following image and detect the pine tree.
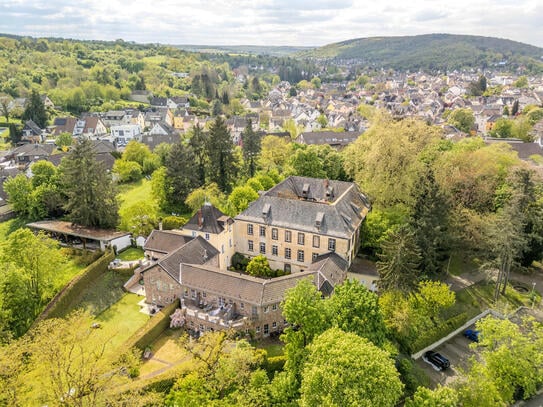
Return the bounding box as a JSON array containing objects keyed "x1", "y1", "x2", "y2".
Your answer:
[
  {"x1": 511, "y1": 100, "x2": 520, "y2": 116},
  {"x1": 206, "y1": 117, "x2": 235, "y2": 193},
  {"x1": 242, "y1": 119, "x2": 260, "y2": 177},
  {"x1": 59, "y1": 139, "x2": 118, "y2": 228},
  {"x1": 377, "y1": 225, "x2": 422, "y2": 292},
  {"x1": 188, "y1": 124, "x2": 208, "y2": 186},
  {"x1": 164, "y1": 142, "x2": 200, "y2": 212},
  {"x1": 22, "y1": 90, "x2": 47, "y2": 128},
  {"x1": 408, "y1": 166, "x2": 450, "y2": 275}
]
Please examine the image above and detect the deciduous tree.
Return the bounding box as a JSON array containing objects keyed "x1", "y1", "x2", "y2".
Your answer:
[
  {"x1": 299, "y1": 328, "x2": 403, "y2": 407},
  {"x1": 327, "y1": 279, "x2": 387, "y2": 346}
]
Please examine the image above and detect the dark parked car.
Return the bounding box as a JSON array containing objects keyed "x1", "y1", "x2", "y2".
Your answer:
[
  {"x1": 423, "y1": 351, "x2": 450, "y2": 371},
  {"x1": 464, "y1": 329, "x2": 480, "y2": 342}
]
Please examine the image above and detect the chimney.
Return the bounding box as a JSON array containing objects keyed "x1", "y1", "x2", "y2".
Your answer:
[
  {"x1": 203, "y1": 249, "x2": 208, "y2": 262},
  {"x1": 198, "y1": 209, "x2": 203, "y2": 229}
]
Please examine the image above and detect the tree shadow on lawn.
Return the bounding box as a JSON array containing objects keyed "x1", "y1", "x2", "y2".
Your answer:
[{"x1": 74, "y1": 270, "x2": 128, "y2": 317}]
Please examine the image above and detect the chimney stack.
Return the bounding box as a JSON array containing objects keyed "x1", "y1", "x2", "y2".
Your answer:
[{"x1": 198, "y1": 209, "x2": 203, "y2": 228}]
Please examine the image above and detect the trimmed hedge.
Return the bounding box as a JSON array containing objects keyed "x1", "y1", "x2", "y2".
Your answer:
[
  {"x1": 37, "y1": 250, "x2": 115, "y2": 321},
  {"x1": 410, "y1": 312, "x2": 469, "y2": 353},
  {"x1": 124, "y1": 299, "x2": 180, "y2": 351}
]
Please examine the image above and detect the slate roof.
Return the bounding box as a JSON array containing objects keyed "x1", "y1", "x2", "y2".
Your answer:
[
  {"x1": 307, "y1": 252, "x2": 349, "y2": 288},
  {"x1": 141, "y1": 133, "x2": 179, "y2": 150},
  {"x1": 156, "y1": 237, "x2": 219, "y2": 282},
  {"x1": 177, "y1": 253, "x2": 348, "y2": 306},
  {"x1": 144, "y1": 229, "x2": 193, "y2": 255},
  {"x1": 23, "y1": 120, "x2": 42, "y2": 135},
  {"x1": 484, "y1": 138, "x2": 543, "y2": 161},
  {"x1": 183, "y1": 204, "x2": 233, "y2": 234},
  {"x1": 12, "y1": 143, "x2": 54, "y2": 158},
  {"x1": 236, "y1": 176, "x2": 371, "y2": 239}
]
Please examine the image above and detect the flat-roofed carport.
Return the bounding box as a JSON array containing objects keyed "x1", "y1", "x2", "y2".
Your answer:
[{"x1": 27, "y1": 220, "x2": 131, "y2": 252}]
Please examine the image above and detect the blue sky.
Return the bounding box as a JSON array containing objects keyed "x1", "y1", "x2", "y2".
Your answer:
[{"x1": 1, "y1": 0, "x2": 542, "y2": 48}]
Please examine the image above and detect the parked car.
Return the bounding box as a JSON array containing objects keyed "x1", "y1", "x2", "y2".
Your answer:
[
  {"x1": 464, "y1": 329, "x2": 480, "y2": 342},
  {"x1": 423, "y1": 351, "x2": 450, "y2": 371}
]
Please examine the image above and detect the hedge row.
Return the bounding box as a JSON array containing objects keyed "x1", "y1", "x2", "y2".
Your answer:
[
  {"x1": 410, "y1": 312, "x2": 469, "y2": 353},
  {"x1": 124, "y1": 299, "x2": 180, "y2": 351},
  {"x1": 38, "y1": 250, "x2": 115, "y2": 321}
]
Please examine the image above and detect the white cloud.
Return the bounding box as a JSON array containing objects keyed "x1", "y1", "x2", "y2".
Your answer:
[{"x1": 0, "y1": 0, "x2": 541, "y2": 47}]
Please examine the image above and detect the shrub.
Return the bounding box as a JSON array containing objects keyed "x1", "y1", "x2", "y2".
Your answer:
[
  {"x1": 161, "y1": 215, "x2": 187, "y2": 230},
  {"x1": 231, "y1": 252, "x2": 249, "y2": 271},
  {"x1": 264, "y1": 355, "x2": 286, "y2": 377}
]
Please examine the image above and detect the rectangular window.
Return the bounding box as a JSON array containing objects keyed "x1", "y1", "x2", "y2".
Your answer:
[
  {"x1": 272, "y1": 304, "x2": 277, "y2": 311},
  {"x1": 272, "y1": 321, "x2": 277, "y2": 329},
  {"x1": 252, "y1": 306, "x2": 258, "y2": 316},
  {"x1": 248, "y1": 240, "x2": 254, "y2": 252},
  {"x1": 218, "y1": 297, "x2": 225, "y2": 306},
  {"x1": 229, "y1": 238, "x2": 232, "y2": 247},
  {"x1": 260, "y1": 226, "x2": 266, "y2": 237},
  {"x1": 285, "y1": 248, "x2": 291, "y2": 259},
  {"x1": 247, "y1": 224, "x2": 253, "y2": 235},
  {"x1": 298, "y1": 233, "x2": 305, "y2": 245},
  {"x1": 202, "y1": 292, "x2": 206, "y2": 298},
  {"x1": 264, "y1": 324, "x2": 269, "y2": 334},
  {"x1": 256, "y1": 326, "x2": 261, "y2": 333},
  {"x1": 297, "y1": 250, "x2": 305, "y2": 262},
  {"x1": 260, "y1": 242, "x2": 266, "y2": 254},
  {"x1": 312, "y1": 252, "x2": 318, "y2": 261},
  {"x1": 240, "y1": 302, "x2": 244, "y2": 310},
  {"x1": 312, "y1": 235, "x2": 320, "y2": 248},
  {"x1": 221, "y1": 244, "x2": 224, "y2": 254},
  {"x1": 285, "y1": 230, "x2": 292, "y2": 243},
  {"x1": 184, "y1": 288, "x2": 189, "y2": 297},
  {"x1": 284, "y1": 264, "x2": 291, "y2": 273},
  {"x1": 191, "y1": 289, "x2": 196, "y2": 299},
  {"x1": 191, "y1": 231, "x2": 196, "y2": 237},
  {"x1": 272, "y1": 228, "x2": 278, "y2": 240},
  {"x1": 272, "y1": 245, "x2": 278, "y2": 256},
  {"x1": 205, "y1": 233, "x2": 210, "y2": 240},
  {"x1": 264, "y1": 306, "x2": 269, "y2": 313},
  {"x1": 328, "y1": 238, "x2": 336, "y2": 251}
]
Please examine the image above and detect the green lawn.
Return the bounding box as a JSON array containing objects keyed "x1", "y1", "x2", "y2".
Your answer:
[
  {"x1": 258, "y1": 341, "x2": 284, "y2": 357},
  {"x1": 450, "y1": 280, "x2": 537, "y2": 320},
  {"x1": 118, "y1": 247, "x2": 144, "y2": 261},
  {"x1": 94, "y1": 293, "x2": 150, "y2": 349},
  {"x1": 117, "y1": 178, "x2": 153, "y2": 209}
]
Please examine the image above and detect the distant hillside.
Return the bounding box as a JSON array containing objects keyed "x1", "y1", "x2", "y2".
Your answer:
[
  {"x1": 177, "y1": 44, "x2": 311, "y2": 57},
  {"x1": 298, "y1": 34, "x2": 543, "y2": 72}
]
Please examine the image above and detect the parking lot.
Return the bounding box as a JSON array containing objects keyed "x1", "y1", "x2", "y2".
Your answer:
[{"x1": 415, "y1": 326, "x2": 479, "y2": 387}]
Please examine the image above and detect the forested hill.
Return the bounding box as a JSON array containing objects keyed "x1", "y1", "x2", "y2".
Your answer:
[{"x1": 298, "y1": 34, "x2": 543, "y2": 72}]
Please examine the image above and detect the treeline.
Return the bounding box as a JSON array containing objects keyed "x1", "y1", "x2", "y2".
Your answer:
[
  {"x1": 301, "y1": 33, "x2": 543, "y2": 73},
  {"x1": 0, "y1": 35, "x2": 299, "y2": 117}
]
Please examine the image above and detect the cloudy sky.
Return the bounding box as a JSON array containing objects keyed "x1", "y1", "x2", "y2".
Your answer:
[{"x1": 1, "y1": 0, "x2": 542, "y2": 48}]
